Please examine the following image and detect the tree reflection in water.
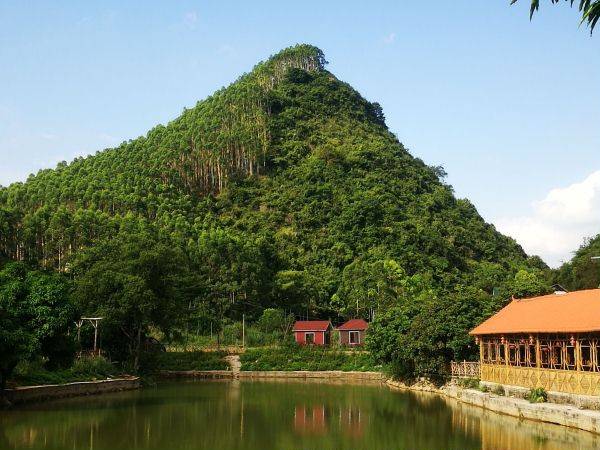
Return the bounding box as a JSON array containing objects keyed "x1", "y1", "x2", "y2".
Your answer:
[{"x1": 0, "y1": 380, "x2": 599, "y2": 450}]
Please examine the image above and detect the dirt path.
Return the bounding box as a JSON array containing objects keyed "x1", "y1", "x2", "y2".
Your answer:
[{"x1": 225, "y1": 355, "x2": 241, "y2": 377}]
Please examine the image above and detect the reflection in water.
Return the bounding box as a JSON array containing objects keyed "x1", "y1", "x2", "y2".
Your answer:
[
  {"x1": 294, "y1": 405, "x2": 327, "y2": 435},
  {"x1": 293, "y1": 404, "x2": 364, "y2": 438},
  {"x1": 0, "y1": 380, "x2": 598, "y2": 450}
]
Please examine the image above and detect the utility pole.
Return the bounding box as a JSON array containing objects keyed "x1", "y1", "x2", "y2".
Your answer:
[{"x1": 242, "y1": 314, "x2": 245, "y2": 348}]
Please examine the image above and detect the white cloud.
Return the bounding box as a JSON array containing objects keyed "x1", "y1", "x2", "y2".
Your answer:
[
  {"x1": 494, "y1": 171, "x2": 600, "y2": 268},
  {"x1": 383, "y1": 32, "x2": 396, "y2": 44}
]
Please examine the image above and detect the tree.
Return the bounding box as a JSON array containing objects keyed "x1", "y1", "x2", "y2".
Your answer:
[
  {"x1": 512, "y1": 0, "x2": 599, "y2": 32},
  {"x1": 72, "y1": 230, "x2": 191, "y2": 370},
  {"x1": 509, "y1": 269, "x2": 550, "y2": 298},
  {"x1": 0, "y1": 262, "x2": 76, "y2": 398}
]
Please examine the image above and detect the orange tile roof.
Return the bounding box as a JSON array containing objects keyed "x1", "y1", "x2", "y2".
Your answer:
[{"x1": 470, "y1": 289, "x2": 600, "y2": 335}]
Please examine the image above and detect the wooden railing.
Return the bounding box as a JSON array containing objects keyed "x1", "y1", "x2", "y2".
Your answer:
[{"x1": 451, "y1": 361, "x2": 480, "y2": 378}]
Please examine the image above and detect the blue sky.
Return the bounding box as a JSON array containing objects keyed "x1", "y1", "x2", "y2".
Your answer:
[{"x1": 0, "y1": 1, "x2": 598, "y2": 267}]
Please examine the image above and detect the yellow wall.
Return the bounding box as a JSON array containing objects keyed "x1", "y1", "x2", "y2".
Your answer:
[{"x1": 481, "y1": 364, "x2": 600, "y2": 396}]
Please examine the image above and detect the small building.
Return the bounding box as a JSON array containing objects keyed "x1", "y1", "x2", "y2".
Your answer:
[
  {"x1": 293, "y1": 321, "x2": 332, "y2": 346},
  {"x1": 337, "y1": 319, "x2": 368, "y2": 346},
  {"x1": 470, "y1": 289, "x2": 600, "y2": 396}
]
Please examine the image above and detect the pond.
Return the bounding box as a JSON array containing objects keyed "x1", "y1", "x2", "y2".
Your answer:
[{"x1": 1, "y1": 380, "x2": 599, "y2": 450}]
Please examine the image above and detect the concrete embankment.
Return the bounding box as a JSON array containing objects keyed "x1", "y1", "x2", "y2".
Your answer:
[
  {"x1": 387, "y1": 379, "x2": 600, "y2": 435},
  {"x1": 4, "y1": 377, "x2": 140, "y2": 405},
  {"x1": 160, "y1": 370, "x2": 385, "y2": 382}
]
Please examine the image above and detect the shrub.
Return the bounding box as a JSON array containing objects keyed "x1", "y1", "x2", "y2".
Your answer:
[
  {"x1": 240, "y1": 346, "x2": 379, "y2": 372},
  {"x1": 11, "y1": 356, "x2": 117, "y2": 386},
  {"x1": 492, "y1": 385, "x2": 505, "y2": 396},
  {"x1": 152, "y1": 351, "x2": 228, "y2": 371},
  {"x1": 457, "y1": 377, "x2": 480, "y2": 389},
  {"x1": 527, "y1": 387, "x2": 548, "y2": 403},
  {"x1": 222, "y1": 323, "x2": 243, "y2": 345}
]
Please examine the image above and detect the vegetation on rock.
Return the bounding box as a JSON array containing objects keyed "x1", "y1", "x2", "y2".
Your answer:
[{"x1": 0, "y1": 45, "x2": 553, "y2": 382}]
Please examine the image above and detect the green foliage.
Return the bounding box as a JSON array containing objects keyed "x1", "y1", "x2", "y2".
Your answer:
[
  {"x1": 555, "y1": 234, "x2": 600, "y2": 290},
  {"x1": 0, "y1": 45, "x2": 549, "y2": 381},
  {"x1": 510, "y1": 269, "x2": 551, "y2": 298},
  {"x1": 511, "y1": 0, "x2": 599, "y2": 32},
  {"x1": 240, "y1": 346, "x2": 379, "y2": 372},
  {"x1": 0, "y1": 262, "x2": 77, "y2": 391},
  {"x1": 256, "y1": 308, "x2": 295, "y2": 335},
  {"x1": 151, "y1": 351, "x2": 228, "y2": 372},
  {"x1": 492, "y1": 384, "x2": 506, "y2": 396},
  {"x1": 71, "y1": 229, "x2": 192, "y2": 370},
  {"x1": 456, "y1": 377, "x2": 481, "y2": 389},
  {"x1": 11, "y1": 356, "x2": 116, "y2": 387},
  {"x1": 527, "y1": 387, "x2": 548, "y2": 403}
]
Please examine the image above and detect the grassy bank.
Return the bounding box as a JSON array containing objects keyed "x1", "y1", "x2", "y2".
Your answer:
[
  {"x1": 151, "y1": 351, "x2": 229, "y2": 371},
  {"x1": 240, "y1": 346, "x2": 381, "y2": 372},
  {"x1": 10, "y1": 357, "x2": 119, "y2": 387}
]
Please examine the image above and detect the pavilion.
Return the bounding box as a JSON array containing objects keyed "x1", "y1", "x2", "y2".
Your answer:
[{"x1": 470, "y1": 289, "x2": 600, "y2": 395}]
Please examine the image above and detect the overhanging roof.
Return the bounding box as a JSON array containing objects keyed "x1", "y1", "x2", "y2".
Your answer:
[
  {"x1": 293, "y1": 321, "x2": 331, "y2": 332},
  {"x1": 470, "y1": 289, "x2": 600, "y2": 335}
]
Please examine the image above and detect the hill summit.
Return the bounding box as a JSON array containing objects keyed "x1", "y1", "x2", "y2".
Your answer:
[{"x1": 0, "y1": 44, "x2": 542, "y2": 319}]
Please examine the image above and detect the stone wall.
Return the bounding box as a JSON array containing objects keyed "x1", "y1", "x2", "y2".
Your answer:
[
  {"x1": 480, "y1": 380, "x2": 600, "y2": 410},
  {"x1": 5, "y1": 377, "x2": 140, "y2": 405},
  {"x1": 387, "y1": 379, "x2": 600, "y2": 435},
  {"x1": 159, "y1": 370, "x2": 385, "y2": 382}
]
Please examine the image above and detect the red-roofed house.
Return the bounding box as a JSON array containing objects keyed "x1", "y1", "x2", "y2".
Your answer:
[
  {"x1": 337, "y1": 319, "x2": 368, "y2": 346},
  {"x1": 293, "y1": 321, "x2": 332, "y2": 346}
]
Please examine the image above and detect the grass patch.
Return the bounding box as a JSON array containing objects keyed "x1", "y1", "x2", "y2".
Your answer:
[
  {"x1": 240, "y1": 346, "x2": 380, "y2": 372},
  {"x1": 456, "y1": 377, "x2": 481, "y2": 389},
  {"x1": 527, "y1": 387, "x2": 548, "y2": 403},
  {"x1": 11, "y1": 357, "x2": 118, "y2": 387},
  {"x1": 152, "y1": 351, "x2": 228, "y2": 371},
  {"x1": 492, "y1": 385, "x2": 505, "y2": 396}
]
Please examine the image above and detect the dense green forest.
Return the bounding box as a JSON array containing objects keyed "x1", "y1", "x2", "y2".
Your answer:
[
  {"x1": 555, "y1": 234, "x2": 600, "y2": 291},
  {"x1": 0, "y1": 45, "x2": 553, "y2": 383}
]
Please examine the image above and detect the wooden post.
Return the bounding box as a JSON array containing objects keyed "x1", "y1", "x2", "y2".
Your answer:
[
  {"x1": 536, "y1": 335, "x2": 541, "y2": 369},
  {"x1": 576, "y1": 335, "x2": 581, "y2": 371},
  {"x1": 92, "y1": 320, "x2": 99, "y2": 353}
]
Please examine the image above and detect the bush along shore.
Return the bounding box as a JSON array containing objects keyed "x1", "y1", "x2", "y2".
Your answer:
[{"x1": 240, "y1": 346, "x2": 381, "y2": 372}]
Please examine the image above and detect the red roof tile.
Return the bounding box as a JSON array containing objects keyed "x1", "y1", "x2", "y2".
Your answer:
[
  {"x1": 337, "y1": 319, "x2": 369, "y2": 331},
  {"x1": 470, "y1": 289, "x2": 600, "y2": 335},
  {"x1": 293, "y1": 321, "x2": 331, "y2": 332}
]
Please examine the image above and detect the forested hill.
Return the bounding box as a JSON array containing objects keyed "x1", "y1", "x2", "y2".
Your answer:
[
  {"x1": 0, "y1": 44, "x2": 545, "y2": 321},
  {"x1": 555, "y1": 234, "x2": 600, "y2": 291}
]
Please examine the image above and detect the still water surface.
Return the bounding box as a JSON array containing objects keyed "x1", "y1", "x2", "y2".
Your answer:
[{"x1": 1, "y1": 380, "x2": 599, "y2": 450}]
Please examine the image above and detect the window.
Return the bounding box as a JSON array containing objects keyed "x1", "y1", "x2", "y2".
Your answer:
[
  {"x1": 518, "y1": 342, "x2": 527, "y2": 366},
  {"x1": 540, "y1": 343, "x2": 551, "y2": 368},
  {"x1": 489, "y1": 342, "x2": 497, "y2": 363},
  {"x1": 565, "y1": 342, "x2": 576, "y2": 370},
  {"x1": 498, "y1": 344, "x2": 506, "y2": 364},
  {"x1": 550, "y1": 342, "x2": 564, "y2": 370},
  {"x1": 527, "y1": 344, "x2": 537, "y2": 367},
  {"x1": 305, "y1": 332, "x2": 315, "y2": 344},
  {"x1": 349, "y1": 331, "x2": 360, "y2": 345},
  {"x1": 580, "y1": 339, "x2": 594, "y2": 371},
  {"x1": 508, "y1": 343, "x2": 518, "y2": 366}
]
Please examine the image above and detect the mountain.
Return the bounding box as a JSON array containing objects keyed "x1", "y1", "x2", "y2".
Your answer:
[
  {"x1": 555, "y1": 234, "x2": 600, "y2": 290},
  {"x1": 0, "y1": 44, "x2": 543, "y2": 319}
]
